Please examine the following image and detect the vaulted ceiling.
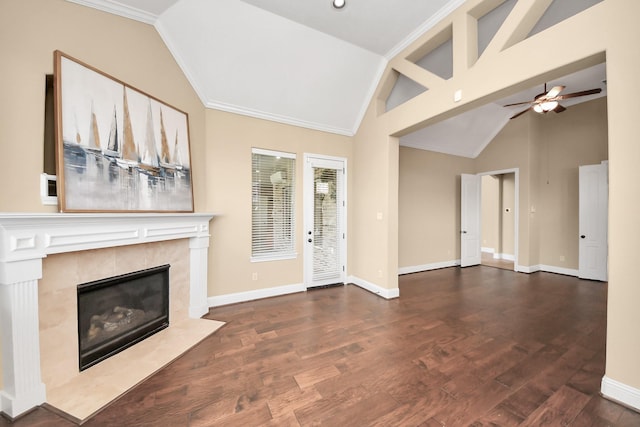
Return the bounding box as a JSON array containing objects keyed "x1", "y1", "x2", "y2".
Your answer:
[{"x1": 66, "y1": 0, "x2": 606, "y2": 157}]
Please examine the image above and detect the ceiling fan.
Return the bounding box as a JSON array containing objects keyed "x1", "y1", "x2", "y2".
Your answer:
[{"x1": 504, "y1": 83, "x2": 602, "y2": 119}]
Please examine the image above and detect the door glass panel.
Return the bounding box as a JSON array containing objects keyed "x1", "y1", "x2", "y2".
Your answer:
[{"x1": 313, "y1": 167, "x2": 341, "y2": 282}]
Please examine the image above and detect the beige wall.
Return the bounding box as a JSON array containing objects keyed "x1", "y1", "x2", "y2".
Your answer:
[
  {"x1": 0, "y1": 0, "x2": 353, "y2": 390},
  {"x1": 535, "y1": 98, "x2": 608, "y2": 269},
  {"x1": 0, "y1": 0, "x2": 206, "y2": 212},
  {"x1": 0, "y1": 0, "x2": 206, "y2": 392},
  {"x1": 357, "y1": 0, "x2": 640, "y2": 393},
  {"x1": 3, "y1": 0, "x2": 640, "y2": 403},
  {"x1": 398, "y1": 147, "x2": 474, "y2": 268},
  {"x1": 400, "y1": 94, "x2": 605, "y2": 272},
  {"x1": 476, "y1": 116, "x2": 534, "y2": 265},
  {"x1": 205, "y1": 109, "x2": 352, "y2": 297}
]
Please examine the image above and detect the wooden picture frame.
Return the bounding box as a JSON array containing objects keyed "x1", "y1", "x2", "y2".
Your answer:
[{"x1": 54, "y1": 51, "x2": 194, "y2": 212}]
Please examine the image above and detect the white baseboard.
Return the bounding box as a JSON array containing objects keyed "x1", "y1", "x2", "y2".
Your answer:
[
  {"x1": 481, "y1": 247, "x2": 494, "y2": 254},
  {"x1": 494, "y1": 253, "x2": 515, "y2": 261},
  {"x1": 516, "y1": 264, "x2": 539, "y2": 273},
  {"x1": 601, "y1": 376, "x2": 640, "y2": 411},
  {"x1": 515, "y1": 264, "x2": 579, "y2": 277},
  {"x1": 539, "y1": 264, "x2": 579, "y2": 277},
  {"x1": 348, "y1": 276, "x2": 399, "y2": 299},
  {"x1": 208, "y1": 283, "x2": 305, "y2": 307},
  {"x1": 398, "y1": 260, "x2": 460, "y2": 275}
]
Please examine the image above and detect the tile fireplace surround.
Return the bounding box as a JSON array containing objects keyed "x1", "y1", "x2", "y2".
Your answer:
[{"x1": 0, "y1": 213, "x2": 222, "y2": 421}]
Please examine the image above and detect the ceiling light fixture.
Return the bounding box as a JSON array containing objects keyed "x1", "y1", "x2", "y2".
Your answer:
[
  {"x1": 333, "y1": 0, "x2": 345, "y2": 9},
  {"x1": 533, "y1": 100, "x2": 559, "y2": 114}
]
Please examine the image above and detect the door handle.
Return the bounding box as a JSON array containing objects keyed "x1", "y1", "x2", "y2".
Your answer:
[
  {"x1": 461, "y1": 231, "x2": 467, "y2": 234},
  {"x1": 580, "y1": 235, "x2": 586, "y2": 239}
]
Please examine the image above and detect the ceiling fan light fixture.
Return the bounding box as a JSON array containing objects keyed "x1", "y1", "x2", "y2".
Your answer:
[
  {"x1": 540, "y1": 100, "x2": 558, "y2": 112},
  {"x1": 533, "y1": 104, "x2": 543, "y2": 113},
  {"x1": 332, "y1": 0, "x2": 346, "y2": 9}
]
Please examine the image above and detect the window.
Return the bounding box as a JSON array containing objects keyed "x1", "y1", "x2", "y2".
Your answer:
[{"x1": 251, "y1": 148, "x2": 296, "y2": 261}]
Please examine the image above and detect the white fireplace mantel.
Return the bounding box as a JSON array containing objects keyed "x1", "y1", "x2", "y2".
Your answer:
[{"x1": 0, "y1": 213, "x2": 215, "y2": 418}]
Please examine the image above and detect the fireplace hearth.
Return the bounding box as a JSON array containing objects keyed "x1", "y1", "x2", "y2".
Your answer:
[{"x1": 77, "y1": 265, "x2": 170, "y2": 371}]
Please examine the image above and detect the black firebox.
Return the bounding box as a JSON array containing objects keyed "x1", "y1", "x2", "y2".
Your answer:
[{"x1": 77, "y1": 265, "x2": 170, "y2": 371}]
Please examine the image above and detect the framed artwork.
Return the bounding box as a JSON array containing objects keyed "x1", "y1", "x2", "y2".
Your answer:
[{"x1": 54, "y1": 51, "x2": 194, "y2": 212}]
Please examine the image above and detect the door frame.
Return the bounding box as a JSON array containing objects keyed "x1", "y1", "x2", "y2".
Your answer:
[
  {"x1": 303, "y1": 153, "x2": 347, "y2": 288},
  {"x1": 476, "y1": 168, "x2": 520, "y2": 271}
]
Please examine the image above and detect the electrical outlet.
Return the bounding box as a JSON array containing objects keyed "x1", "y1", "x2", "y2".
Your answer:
[
  {"x1": 559, "y1": 255, "x2": 565, "y2": 262},
  {"x1": 252, "y1": 272, "x2": 258, "y2": 281}
]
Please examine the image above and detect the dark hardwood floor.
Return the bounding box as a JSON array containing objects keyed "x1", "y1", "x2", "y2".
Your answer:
[{"x1": 3, "y1": 266, "x2": 640, "y2": 426}]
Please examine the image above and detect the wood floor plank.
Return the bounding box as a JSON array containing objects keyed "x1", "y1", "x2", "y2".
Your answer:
[
  {"x1": 5, "y1": 267, "x2": 640, "y2": 426},
  {"x1": 520, "y1": 385, "x2": 592, "y2": 426}
]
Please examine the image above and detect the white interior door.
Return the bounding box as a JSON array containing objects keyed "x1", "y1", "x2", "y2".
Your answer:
[
  {"x1": 461, "y1": 173, "x2": 481, "y2": 267},
  {"x1": 304, "y1": 155, "x2": 346, "y2": 288},
  {"x1": 579, "y1": 162, "x2": 608, "y2": 281}
]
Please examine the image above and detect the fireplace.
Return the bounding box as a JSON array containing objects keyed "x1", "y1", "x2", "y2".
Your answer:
[
  {"x1": 77, "y1": 265, "x2": 170, "y2": 371},
  {"x1": 0, "y1": 213, "x2": 216, "y2": 419}
]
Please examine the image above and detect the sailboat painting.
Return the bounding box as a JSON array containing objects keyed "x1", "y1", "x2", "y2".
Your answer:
[{"x1": 54, "y1": 51, "x2": 193, "y2": 212}]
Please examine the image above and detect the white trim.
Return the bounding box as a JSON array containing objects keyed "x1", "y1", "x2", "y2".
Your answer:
[
  {"x1": 65, "y1": 0, "x2": 158, "y2": 24},
  {"x1": 208, "y1": 283, "x2": 305, "y2": 307},
  {"x1": 398, "y1": 260, "x2": 459, "y2": 275},
  {"x1": 601, "y1": 376, "x2": 640, "y2": 411},
  {"x1": 516, "y1": 264, "x2": 540, "y2": 274},
  {"x1": 539, "y1": 264, "x2": 579, "y2": 277},
  {"x1": 494, "y1": 253, "x2": 515, "y2": 261},
  {"x1": 348, "y1": 276, "x2": 399, "y2": 299},
  {"x1": 481, "y1": 247, "x2": 495, "y2": 254},
  {"x1": 384, "y1": 0, "x2": 467, "y2": 60},
  {"x1": 252, "y1": 147, "x2": 296, "y2": 159},
  {"x1": 250, "y1": 253, "x2": 298, "y2": 263},
  {"x1": 203, "y1": 99, "x2": 355, "y2": 136}
]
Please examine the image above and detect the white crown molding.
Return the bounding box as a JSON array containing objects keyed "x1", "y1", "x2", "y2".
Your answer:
[
  {"x1": 155, "y1": 19, "x2": 357, "y2": 137},
  {"x1": 204, "y1": 99, "x2": 355, "y2": 137},
  {"x1": 65, "y1": 0, "x2": 158, "y2": 24},
  {"x1": 385, "y1": 0, "x2": 468, "y2": 61}
]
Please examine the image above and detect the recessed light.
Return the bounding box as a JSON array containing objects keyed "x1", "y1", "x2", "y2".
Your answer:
[{"x1": 333, "y1": 0, "x2": 345, "y2": 9}]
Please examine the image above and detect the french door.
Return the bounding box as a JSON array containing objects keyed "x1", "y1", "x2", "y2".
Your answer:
[{"x1": 303, "y1": 154, "x2": 346, "y2": 288}]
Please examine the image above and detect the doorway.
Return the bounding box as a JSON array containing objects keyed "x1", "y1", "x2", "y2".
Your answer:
[
  {"x1": 481, "y1": 173, "x2": 516, "y2": 271},
  {"x1": 461, "y1": 168, "x2": 519, "y2": 270},
  {"x1": 303, "y1": 154, "x2": 347, "y2": 288}
]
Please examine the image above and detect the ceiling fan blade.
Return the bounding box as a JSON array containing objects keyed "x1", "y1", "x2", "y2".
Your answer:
[
  {"x1": 556, "y1": 88, "x2": 602, "y2": 100},
  {"x1": 554, "y1": 104, "x2": 566, "y2": 113},
  {"x1": 510, "y1": 107, "x2": 531, "y2": 119},
  {"x1": 504, "y1": 100, "x2": 534, "y2": 107},
  {"x1": 546, "y1": 85, "x2": 565, "y2": 98}
]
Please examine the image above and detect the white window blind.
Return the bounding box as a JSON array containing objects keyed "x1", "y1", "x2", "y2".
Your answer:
[{"x1": 251, "y1": 148, "x2": 296, "y2": 260}]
